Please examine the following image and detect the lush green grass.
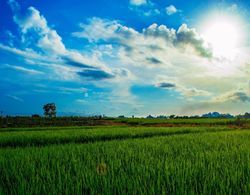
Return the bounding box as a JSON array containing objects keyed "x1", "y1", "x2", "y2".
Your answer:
[
  {"x1": 0, "y1": 126, "x2": 249, "y2": 194},
  {"x1": 0, "y1": 126, "x2": 232, "y2": 148},
  {"x1": 115, "y1": 117, "x2": 248, "y2": 126}
]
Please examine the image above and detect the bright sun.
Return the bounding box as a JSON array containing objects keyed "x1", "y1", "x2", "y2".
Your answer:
[{"x1": 202, "y1": 15, "x2": 243, "y2": 59}]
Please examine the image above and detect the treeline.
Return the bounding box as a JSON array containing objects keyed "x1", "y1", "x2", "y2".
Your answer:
[
  {"x1": 1, "y1": 112, "x2": 250, "y2": 128},
  {"x1": 0, "y1": 116, "x2": 112, "y2": 128},
  {"x1": 143, "y1": 112, "x2": 250, "y2": 119},
  {"x1": 144, "y1": 112, "x2": 235, "y2": 119}
]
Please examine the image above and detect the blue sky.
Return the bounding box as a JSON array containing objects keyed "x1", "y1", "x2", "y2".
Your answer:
[{"x1": 1, "y1": 0, "x2": 250, "y2": 116}]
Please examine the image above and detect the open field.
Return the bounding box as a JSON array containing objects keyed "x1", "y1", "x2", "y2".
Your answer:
[
  {"x1": 2, "y1": 116, "x2": 250, "y2": 128},
  {"x1": 115, "y1": 118, "x2": 250, "y2": 126},
  {"x1": 0, "y1": 122, "x2": 249, "y2": 194}
]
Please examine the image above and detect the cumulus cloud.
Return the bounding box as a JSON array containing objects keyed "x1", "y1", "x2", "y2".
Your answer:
[
  {"x1": 74, "y1": 18, "x2": 212, "y2": 59},
  {"x1": 4, "y1": 1, "x2": 249, "y2": 115},
  {"x1": 145, "y1": 23, "x2": 213, "y2": 58},
  {"x1": 143, "y1": 23, "x2": 176, "y2": 42},
  {"x1": 73, "y1": 17, "x2": 216, "y2": 103},
  {"x1": 175, "y1": 24, "x2": 213, "y2": 58},
  {"x1": 4, "y1": 1, "x2": 116, "y2": 81},
  {"x1": 166, "y1": 5, "x2": 178, "y2": 15},
  {"x1": 13, "y1": 6, "x2": 66, "y2": 55}
]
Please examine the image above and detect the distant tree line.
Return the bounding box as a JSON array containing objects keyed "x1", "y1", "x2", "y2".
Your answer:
[{"x1": 2, "y1": 102, "x2": 250, "y2": 128}]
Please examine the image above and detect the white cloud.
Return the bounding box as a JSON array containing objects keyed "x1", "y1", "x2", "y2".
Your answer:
[
  {"x1": 212, "y1": 90, "x2": 250, "y2": 103},
  {"x1": 73, "y1": 17, "x2": 139, "y2": 44},
  {"x1": 3, "y1": 64, "x2": 44, "y2": 75},
  {"x1": 13, "y1": 6, "x2": 66, "y2": 55},
  {"x1": 143, "y1": 8, "x2": 160, "y2": 16},
  {"x1": 129, "y1": 0, "x2": 158, "y2": 17},
  {"x1": 179, "y1": 89, "x2": 250, "y2": 115},
  {"x1": 73, "y1": 17, "x2": 224, "y2": 100},
  {"x1": 74, "y1": 18, "x2": 212, "y2": 59},
  {"x1": 0, "y1": 43, "x2": 45, "y2": 60},
  {"x1": 76, "y1": 99, "x2": 88, "y2": 104},
  {"x1": 5, "y1": 2, "x2": 117, "y2": 81},
  {"x1": 156, "y1": 81, "x2": 211, "y2": 97},
  {"x1": 166, "y1": 5, "x2": 178, "y2": 15},
  {"x1": 130, "y1": 0, "x2": 147, "y2": 6},
  {"x1": 58, "y1": 87, "x2": 88, "y2": 94},
  {"x1": 6, "y1": 95, "x2": 23, "y2": 102},
  {"x1": 4, "y1": 1, "x2": 250, "y2": 115},
  {"x1": 176, "y1": 24, "x2": 212, "y2": 58}
]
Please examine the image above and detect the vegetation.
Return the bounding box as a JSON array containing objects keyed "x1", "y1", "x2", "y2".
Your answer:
[
  {"x1": 0, "y1": 116, "x2": 113, "y2": 128},
  {"x1": 1, "y1": 116, "x2": 250, "y2": 128},
  {"x1": 0, "y1": 124, "x2": 249, "y2": 194},
  {"x1": 0, "y1": 126, "x2": 231, "y2": 148},
  {"x1": 43, "y1": 103, "x2": 57, "y2": 118},
  {"x1": 115, "y1": 117, "x2": 250, "y2": 126}
]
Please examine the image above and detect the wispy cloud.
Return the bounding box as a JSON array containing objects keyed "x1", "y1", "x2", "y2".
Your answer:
[
  {"x1": 4, "y1": 1, "x2": 116, "y2": 81},
  {"x1": 156, "y1": 81, "x2": 211, "y2": 97},
  {"x1": 212, "y1": 90, "x2": 250, "y2": 103},
  {"x1": 6, "y1": 95, "x2": 23, "y2": 102},
  {"x1": 3, "y1": 64, "x2": 44, "y2": 75}
]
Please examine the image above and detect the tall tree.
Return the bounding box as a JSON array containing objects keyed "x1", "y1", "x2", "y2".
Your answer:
[{"x1": 43, "y1": 103, "x2": 56, "y2": 118}]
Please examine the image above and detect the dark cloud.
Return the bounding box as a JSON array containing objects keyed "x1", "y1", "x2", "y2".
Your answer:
[
  {"x1": 146, "y1": 57, "x2": 162, "y2": 64},
  {"x1": 227, "y1": 92, "x2": 250, "y2": 102},
  {"x1": 63, "y1": 57, "x2": 95, "y2": 69},
  {"x1": 77, "y1": 69, "x2": 114, "y2": 80},
  {"x1": 157, "y1": 82, "x2": 176, "y2": 88},
  {"x1": 212, "y1": 91, "x2": 250, "y2": 103}
]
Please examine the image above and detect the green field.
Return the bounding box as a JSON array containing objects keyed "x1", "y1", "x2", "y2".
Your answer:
[{"x1": 0, "y1": 123, "x2": 249, "y2": 194}]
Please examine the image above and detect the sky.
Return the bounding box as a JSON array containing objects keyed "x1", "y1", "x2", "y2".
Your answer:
[{"x1": 0, "y1": 0, "x2": 250, "y2": 116}]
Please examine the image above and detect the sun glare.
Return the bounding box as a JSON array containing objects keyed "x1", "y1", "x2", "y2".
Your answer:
[{"x1": 202, "y1": 15, "x2": 243, "y2": 59}]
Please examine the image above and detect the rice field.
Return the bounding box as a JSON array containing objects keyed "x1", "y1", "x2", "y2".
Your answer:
[{"x1": 0, "y1": 124, "x2": 249, "y2": 194}]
